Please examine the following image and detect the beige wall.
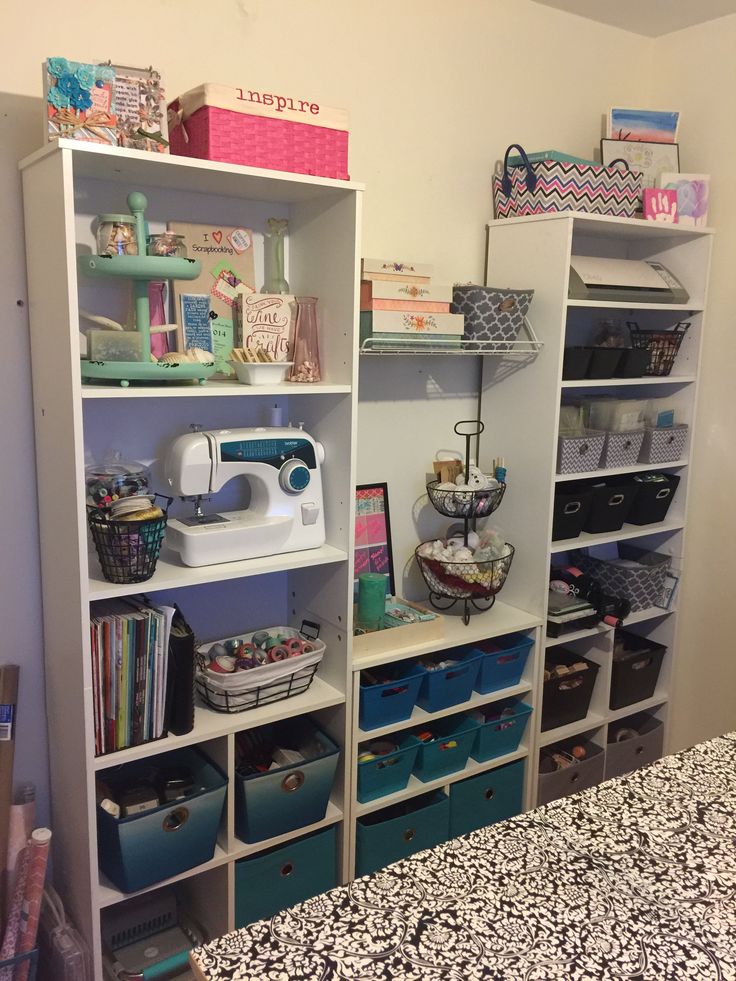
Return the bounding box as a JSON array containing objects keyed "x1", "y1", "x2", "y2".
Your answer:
[{"x1": 649, "y1": 19, "x2": 736, "y2": 749}]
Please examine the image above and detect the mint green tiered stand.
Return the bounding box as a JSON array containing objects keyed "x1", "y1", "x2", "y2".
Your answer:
[{"x1": 78, "y1": 191, "x2": 216, "y2": 387}]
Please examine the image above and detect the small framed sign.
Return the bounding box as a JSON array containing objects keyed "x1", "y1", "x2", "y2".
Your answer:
[{"x1": 355, "y1": 483, "x2": 395, "y2": 602}]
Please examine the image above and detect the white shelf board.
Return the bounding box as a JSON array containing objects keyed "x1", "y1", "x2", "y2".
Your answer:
[
  {"x1": 355, "y1": 746, "x2": 529, "y2": 817},
  {"x1": 351, "y1": 601, "x2": 541, "y2": 671},
  {"x1": 97, "y1": 844, "x2": 230, "y2": 908},
  {"x1": 357, "y1": 682, "x2": 533, "y2": 741},
  {"x1": 88, "y1": 544, "x2": 348, "y2": 600},
  {"x1": 560, "y1": 376, "x2": 696, "y2": 389},
  {"x1": 554, "y1": 458, "x2": 687, "y2": 482},
  {"x1": 608, "y1": 694, "x2": 668, "y2": 723},
  {"x1": 544, "y1": 604, "x2": 676, "y2": 648},
  {"x1": 20, "y1": 139, "x2": 365, "y2": 203},
  {"x1": 488, "y1": 211, "x2": 714, "y2": 239},
  {"x1": 566, "y1": 300, "x2": 703, "y2": 312},
  {"x1": 81, "y1": 381, "x2": 352, "y2": 399},
  {"x1": 229, "y1": 801, "x2": 343, "y2": 861},
  {"x1": 549, "y1": 519, "x2": 683, "y2": 554},
  {"x1": 539, "y1": 713, "x2": 606, "y2": 748},
  {"x1": 93, "y1": 678, "x2": 345, "y2": 770}
]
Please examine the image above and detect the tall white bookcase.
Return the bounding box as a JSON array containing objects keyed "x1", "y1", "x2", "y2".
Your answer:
[
  {"x1": 480, "y1": 212, "x2": 713, "y2": 797},
  {"x1": 20, "y1": 140, "x2": 363, "y2": 975}
]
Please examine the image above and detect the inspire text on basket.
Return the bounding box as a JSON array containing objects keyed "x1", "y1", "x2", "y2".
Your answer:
[{"x1": 235, "y1": 88, "x2": 320, "y2": 116}]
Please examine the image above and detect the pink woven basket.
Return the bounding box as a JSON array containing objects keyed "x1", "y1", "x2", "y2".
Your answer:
[{"x1": 169, "y1": 104, "x2": 349, "y2": 180}]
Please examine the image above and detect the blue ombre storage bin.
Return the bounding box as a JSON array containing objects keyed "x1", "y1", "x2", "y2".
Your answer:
[
  {"x1": 97, "y1": 746, "x2": 227, "y2": 893},
  {"x1": 235, "y1": 826, "x2": 338, "y2": 926},
  {"x1": 359, "y1": 663, "x2": 424, "y2": 730},
  {"x1": 234, "y1": 720, "x2": 340, "y2": 844},
  {"x1": 416, "y1": 649, "x2": 482, "y2": 712},
  {"x1": 413, "y1": 715, "x2": 479, "y2": 782},
  {"x1": 357, "y1": 734, "x2": 421, "y2": 803},
  {"x1": 471, "y1": 699, "x2": 532, "y2": 762},
  {"x1": 449, "y1": 760, "x2": 525, "y2": 837},
  {"x1": 355, "y1": 790, "x2": 449, "y2": 877},
  {"x1": 469, "y1": 633, "x2": 533, "y2": 694}
]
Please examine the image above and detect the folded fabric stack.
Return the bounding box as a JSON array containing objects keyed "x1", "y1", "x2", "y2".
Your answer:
[{"x1": 359, "y1": 258, "x2": 464, "y2": 350}]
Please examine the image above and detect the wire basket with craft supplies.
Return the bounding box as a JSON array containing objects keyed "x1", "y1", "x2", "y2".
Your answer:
[
  {"x1": 628, "y1": 321, "x2": 690, "y2": 377},
  {"x1": 426, "y1": 479, "x2": 506, "y2": 519},
  {"x1": 87, "y1": 495, "x2": 171, "y2": 584},
  {"x1": 415, "y1": 536, "x2": 516, "y2": 604},
  {"x1": 196, "y1": 623, "x2": 325, "y2": 713}
]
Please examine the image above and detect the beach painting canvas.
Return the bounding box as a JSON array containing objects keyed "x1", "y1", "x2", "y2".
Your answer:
[
  {"x1": 608, "y1": 108, "x2": 680, "y2": 144},
  {"x1": 659, "y1": 173, "x2": 710, "y2": 227}
]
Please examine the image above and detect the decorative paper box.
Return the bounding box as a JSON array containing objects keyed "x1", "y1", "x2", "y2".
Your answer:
[
  {"x1": 361, "y1": 259, "x2": 434, "y2": 278},
  {"x1": 367, "y1": 310, "x2": 465, "y2": 335},
  {"x1": 167, "y1": 83, "x2": 349, "y2": 180},
  {"x1": 235, "y1": 293, "x2": 295, "y2": 361},
  {"x1": 168, "y1": 222, "x2": 255, "y2": 377},
  {"x1": 361, "y1": 280, "x2": 453, "y2": 303}
]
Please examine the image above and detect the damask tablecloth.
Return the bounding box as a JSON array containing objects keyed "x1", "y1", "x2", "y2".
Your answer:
[{"x1": 191, "y1": 732, "x2": 736, "y2": 980}]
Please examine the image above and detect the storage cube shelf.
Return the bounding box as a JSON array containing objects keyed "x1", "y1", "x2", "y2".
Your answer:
[{"x1": 22, "y1": 138, "x2": 709, "y2": 981}]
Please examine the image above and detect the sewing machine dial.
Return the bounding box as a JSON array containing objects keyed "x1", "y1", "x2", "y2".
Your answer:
[{"x1": 279, "y1": 459, "x2": 311, "y2": 493}]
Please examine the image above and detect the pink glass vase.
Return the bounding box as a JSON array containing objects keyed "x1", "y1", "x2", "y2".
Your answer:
[{"x1": 289, "y1": 297, "x2": 321, "y2": 382}]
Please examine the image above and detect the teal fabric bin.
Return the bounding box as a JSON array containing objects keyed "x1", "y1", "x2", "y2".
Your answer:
[
  {"x1": 413, "y1": 715, "x2": 479, "y2": 783},
  {"x1": 449, "y1": 760, "x2": 525, "y2": 837},
  {"x1": 355, "y1": 790, "x2": 449, "y2": 877},
  {"x1": 235, "y1": 826, "x2": 338, "y2": 927},
  {"x1": 471, "y1": 699, "x2": 532, "y2": 762},
  {"x1": 97, "y1": 746, "x2": 227, "y2": 894},
  {"x1": 357, "y1": 733, "x2": 421, "y2": 803},
  {"x1": 234, "y1": 719, "x2": 339, "y2": 843}
]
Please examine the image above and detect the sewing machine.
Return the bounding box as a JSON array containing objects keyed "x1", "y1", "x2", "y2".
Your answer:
[{"x1": 164, "y1": 426, "x2": 326, "y2": 567}]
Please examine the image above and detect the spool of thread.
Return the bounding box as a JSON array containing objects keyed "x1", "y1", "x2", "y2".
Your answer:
[
  {"x1": 269, "y1": 404, "x2": 284, "y2": 427},
  {"x1": 358, "y1": 573, "x2": 386, "y2": 629}
]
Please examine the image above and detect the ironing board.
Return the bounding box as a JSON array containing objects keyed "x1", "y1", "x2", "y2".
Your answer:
[{"x1": 190, "y1": 732, "x2": 736, "y2": 980}]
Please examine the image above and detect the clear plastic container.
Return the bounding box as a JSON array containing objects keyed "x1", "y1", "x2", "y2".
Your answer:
[
  {"x1": 85, "y1": 459, "x2": 150, "y2": 508},
  {"x1": 585, "y1": 397, "x2": 647, "y2": 432},
  {"x1": 95, "y1": 214, "x2": 138, "y2": 256},
  {"x1": 146, "y1": 232, "x2": 187, "y2": 258}
]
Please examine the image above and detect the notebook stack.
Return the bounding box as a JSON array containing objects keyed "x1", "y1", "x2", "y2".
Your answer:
[
  {"x1": 360, "y1": 259, "x2": 464, "y2": 351},
  {"x1": 90, "y1": 599, "x2": 175, "y2": 756}
]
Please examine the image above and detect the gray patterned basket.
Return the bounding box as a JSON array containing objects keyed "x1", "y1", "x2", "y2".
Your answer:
[
  {"x1": 639, "y1": 425, "x2": 688, "y2": 464},
  {"x1": 451, "y1": 286, "x2": 533, "y2": 346},
  {"x1": 557, "y1": 430, "x2": 606, "y2": 474},
  {"x1": 601, "y1": 430, "x2": 645, "y2": 469},
  {"x1": 571, "y1": 545, "x2": 671, "y2": 612}
]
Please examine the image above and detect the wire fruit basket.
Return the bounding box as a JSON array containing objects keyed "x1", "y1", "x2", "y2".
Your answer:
[
  {"x1": 415, "y1": 542, "x2": 515, "y2": 606},
  {"x1": 628, "y1": 321, "x2": 689, "y2": 376},
  {"x1": 87, "y1": 495, "x2": 171, "y2": 584},
  {"x1": 426, "y1": 479, "x2": 505, "y2": 519}
]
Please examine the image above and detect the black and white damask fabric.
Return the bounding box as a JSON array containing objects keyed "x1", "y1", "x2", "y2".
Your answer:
[{"x1": 192, "y1": 733, "x2": 736, "y2": 980}]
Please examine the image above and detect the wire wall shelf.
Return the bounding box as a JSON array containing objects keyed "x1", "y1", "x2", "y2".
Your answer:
[{"x1": 359, "y1": 318, "x2": 543, "y2": 357}]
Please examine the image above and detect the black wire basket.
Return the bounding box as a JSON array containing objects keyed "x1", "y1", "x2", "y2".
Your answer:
[
  {"x1": 629, "y1": 321, "x2": 689, "y2": 376},
  {"x1": 426, "y1": 479, "x2": 506, "y2": 519},
  {"x1": 415, "y1": 542, "x2": 515, "y2": 602},
  {"x1": 87, "y1": 495, "x2": 171, "y2": 584},
  {"x1": 197, "y1": 662, "x2": 321, "y2": 714}
]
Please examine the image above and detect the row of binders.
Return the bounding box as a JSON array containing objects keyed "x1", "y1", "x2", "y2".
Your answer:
[{"x1": 90, "y1": 599, "x2": 175, "y2": 757}]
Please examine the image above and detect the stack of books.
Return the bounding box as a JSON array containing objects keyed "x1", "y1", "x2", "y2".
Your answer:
[
  {"x1": 360, "y1": 259, "x2": 464, "y2": 350},
  {"x1": 90, "y1": 599, "x2": 175, "y2": 756}
]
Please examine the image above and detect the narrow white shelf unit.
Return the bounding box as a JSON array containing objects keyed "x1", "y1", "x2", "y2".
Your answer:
[
  {"x1": 21, "y1": 140, "x2": 364, "y2": 976},
  {"x1": 482, "y1": 211, "x2": 712, "y2": 806}
]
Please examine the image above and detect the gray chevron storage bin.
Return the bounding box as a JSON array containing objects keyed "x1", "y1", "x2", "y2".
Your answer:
[
  {"x1": 571, "y1": 545, "x2": 671, "y2": 612},
  {"x1": 639, "y1": 425, "x2": 688, "y2": 464},
  {"x1": 451, "y1": 287, "x2": 533, "y2": 346}
]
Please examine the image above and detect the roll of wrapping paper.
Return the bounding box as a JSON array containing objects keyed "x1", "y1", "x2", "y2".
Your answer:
[
  {"x1": 0, "y1": 665, "x2": 19, "y2": 927},
  {"x1": 0, "y1": 843, "x2": 28, "y2": 981},
  {"x1": 358, "y1": 573, "x2": 386, "y2": 629},
  {"x1": 14, "y1": 828, "x2": 51, "y2": 981}
]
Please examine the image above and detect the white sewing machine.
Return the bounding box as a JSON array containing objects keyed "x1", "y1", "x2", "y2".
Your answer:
[{"x1": 164, "y1": 427, "x2": 326, "y2": 567}]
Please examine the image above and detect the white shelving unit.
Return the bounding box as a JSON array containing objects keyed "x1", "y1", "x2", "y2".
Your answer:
[
  {"x1": 20, "y1": 140, "x2": 363, "y2": 976},
  {"x1": 481, "y1": 211, "x2": 712, "y2": 804}
]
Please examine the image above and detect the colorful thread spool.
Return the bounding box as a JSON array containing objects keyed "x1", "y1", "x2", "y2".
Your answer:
[
  {"x1": 284, "y1": 638, "x2": 303, "y2": 656},
  {"x1": 264, "y1": 636, "x2": 280, "y2": 652},
  {"x1": 237, "y1": 641, "x2": 257, "y2": 659},
  {"x1": 268, "y1": 645, "x2": 289, "y2": 662},
  {"x1": 210, "y1": 655, "x2": 236, "y2": 674}
]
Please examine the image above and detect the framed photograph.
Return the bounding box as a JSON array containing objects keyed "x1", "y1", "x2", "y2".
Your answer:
[
  {"x1": 355, "y1": 483, "x2": 395, "y2": 602},
  {"x1": 608, "y1": 107, "x2": 680, "y2": 143},
  {"x1": 659, "y1": 173, "x2": 710, "y2": 227},
  {"x1": 601, "y1": 139, "x2": 680, "y2": 191}
]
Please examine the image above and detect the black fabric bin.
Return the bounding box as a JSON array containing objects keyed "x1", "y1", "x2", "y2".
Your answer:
[
  {"x1": 562, "y1": 347, "x2": 593, "y2": 380},
  {"x1": 542, "y1": 649, "x2": 599, "y2": 732},
  {"x1": 614, "y1": 348, "x2": 650, "y2": 378},
  {"x1": 587, "y1": 348, "x2": 623, "y2": 378},
  {"x1": 626, "y1": 473, "x2": 680, "y2": 526},
  {"x1": 583, "y1": 479, "x2": 640, "y2": 534},
  {"x1": 610, "y1": 629, "x2": 666, "y2": 710},
  {"x1": 552, "y1": 485, "x2": 594, "y2": 541}
]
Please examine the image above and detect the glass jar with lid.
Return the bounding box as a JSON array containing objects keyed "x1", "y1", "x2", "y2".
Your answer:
[
  {"x1": 95, "y1": 215, "x2": 138, "y2": 256},
  {"x1": 146, "y1": 232, "x2": 187, "y2": 258}
]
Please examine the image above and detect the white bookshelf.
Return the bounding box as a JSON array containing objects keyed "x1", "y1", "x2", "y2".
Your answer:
[
  {"x1": 482, "y1": 211, "x2": 712, "y2": 805},
  {"x1": 20, "y1": 140, "x2": 363, "y2": 976}
]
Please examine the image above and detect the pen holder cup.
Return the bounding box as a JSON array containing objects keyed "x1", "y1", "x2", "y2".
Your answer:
[{"x1": 87, "y1": 496, "x2": 171, "y2": 585}]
